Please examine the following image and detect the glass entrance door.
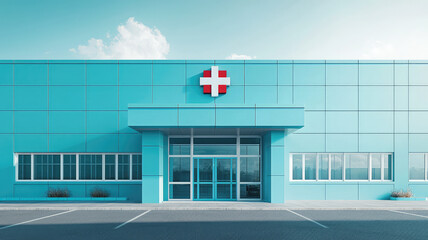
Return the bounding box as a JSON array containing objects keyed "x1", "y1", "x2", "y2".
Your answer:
[
  {"x1": 193, "y1": 158, "x2": 237, "y2": 200},
  {"x1": 168, "y1": 136, "x2": 262, "y2": 201}
]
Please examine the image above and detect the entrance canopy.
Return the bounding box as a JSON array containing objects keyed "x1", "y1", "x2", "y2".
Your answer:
[
  {"x1": 128, "y1": 104, "x2": 305, "y2": 131},
  {"x1": 130, "y1": 104, "x2": 305, "y2": 203}
]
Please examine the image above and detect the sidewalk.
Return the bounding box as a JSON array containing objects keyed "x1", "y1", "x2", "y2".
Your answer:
[{"x1": 1, "y1": 200, "x2": 428, "y2": 210}]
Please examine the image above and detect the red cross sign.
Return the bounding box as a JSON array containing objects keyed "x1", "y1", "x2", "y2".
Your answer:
[{"x1": 200, "y1": 66, "x2": 230, "y2": 97}]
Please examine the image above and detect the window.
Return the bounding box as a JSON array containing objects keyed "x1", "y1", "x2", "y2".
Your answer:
[
  {"x1": 105, "y1": 155, "x2": 116, "y2": 180},
  {"x1": 34, "y1": 155, "x2": 60, "y2": 180},
  {"x1": 169, "y1": 138, "x2": 190, "y2": 155},
  {"x1": 79, "y1": 155, "x2": 102, "y2": 180},
  {"x1": 305, "y1": 154, "x2": 316, "y2": 180},
  {"x1": 292, "y1": 154, "x2": 303, "y2": 180},
  {"x1": 118, "y1": 155, "x2": 130, "y2": 180},
  {"x1": 240, "y1": 184, "x2": 260, "y2": 199},
  {"x1": 18, "y1": 155, "x2": 31, "y2": 180},
  {"x1": 239, "y1": 138, "x2": 261, "y2": 199},
  {"x1": 170, "y1": 157, "x2": 190, "y2": 182},
  {"x1": 371, "y1": 153, "x2": 382, "y2": 180},
  {"x1": 331, "y1": 154, "x2": 343, "y2": 180},
  {"x1": 169, "y1": 138, "x2": 192, "y2": 200},
  {"x1": 169, "y1": 184, "x2": 190, "y2": 199},
  {"x1": 291, "y1": 153, "x2": 393, "y2": 181},
  {"x1": 169, "y1": 157, "x2": 191, "y2": 200},
  {"x1": 16, "y1": 153, "x2": 141, "y2": 181},
  {"x1": 240, "y1": 157, "x2": 260, "y2": 182},
  {"x1": 318, "y1": 154, "x2": 329, "y2": 180},
  {"x1": 409, "y1": 153, "x2": 426, "y2": 180},
  {"x1": 345, "y1": 154, "x2": 369, "y2": 180},
  {"x1": 193, "y1": 138, "x2": 236, "y2": 155},
  {"x1": 240, "y1": 138, "x2": 260, "y2": 155},
  {"x1": 384, "y1": 154, "x2": 392, "y2": 180},
  {"x1": 132, "y1": 154, "x2": 142, "y2": 180},
  {"x1": 63, "y1": 155, "x2": 76, "y2": 180}
]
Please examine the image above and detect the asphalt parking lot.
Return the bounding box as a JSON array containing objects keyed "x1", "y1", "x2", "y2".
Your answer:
[{"x1": 1, "y1": 209, "x2": 428, "y2": 240}]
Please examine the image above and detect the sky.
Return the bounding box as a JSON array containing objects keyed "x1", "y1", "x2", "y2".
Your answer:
[{"x1": 1, "y1": 0, "x2": 428, "y2": 60}]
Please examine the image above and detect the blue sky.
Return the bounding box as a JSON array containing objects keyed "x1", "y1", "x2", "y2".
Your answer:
[{"x1": 1, "y1": 0, "x2": 427, "y2": 59}]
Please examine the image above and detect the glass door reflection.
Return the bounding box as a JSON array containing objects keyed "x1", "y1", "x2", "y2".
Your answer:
[{"x1": 193, "y1": 157, "x2": 237, "y2": 201}]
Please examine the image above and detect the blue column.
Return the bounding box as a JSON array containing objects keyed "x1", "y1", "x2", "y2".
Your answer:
[
  {"x1": 141, "y1": 131, "x2": 165, "y2": 203},
  {"x1": 262, "y1": 131, "x2": 285, "y2": 203}
]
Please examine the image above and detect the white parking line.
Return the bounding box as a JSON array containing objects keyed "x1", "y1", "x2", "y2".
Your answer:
[
  {"x1": 114, "y1": 210, "x2": 151, "y2": 230},
  {"x1": 0, "y1": 210, "x2": 76, "y2": 230},
  {"x1": 389, "y1": 210, "x2": 428, "y2": 219},
  {"x1": 286, "y1": 209, "x2": 328, "y2": 229}
]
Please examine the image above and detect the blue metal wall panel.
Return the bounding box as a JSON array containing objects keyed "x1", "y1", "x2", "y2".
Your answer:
[
  {"x1": 118, "y1": 63, "x2": 152, "y2": 85},
  {"x1": 49, "y1": 63, "x2": 85, "y2": 85},
  {"x1": 1, "y1": 60, "x2": 428, "y2": 202}
]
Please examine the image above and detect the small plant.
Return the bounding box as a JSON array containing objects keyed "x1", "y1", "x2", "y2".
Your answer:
[
  {"x1": 391, "y1": 189, "x2": 413, "y2": 198},
  {"x1": 90, "y1": 187, "x2": 110, "y2": 198},
  {"x1": 47, "y1": 188, "x2": 70, "y2": 198}
]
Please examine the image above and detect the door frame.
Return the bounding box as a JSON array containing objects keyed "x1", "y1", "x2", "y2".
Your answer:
[
  {"x1": 167, "y1": 131, "x2": 263, "y2": 201},
  {"x1": 193, "y1": 157, "x2": 237, "y2": 201}
]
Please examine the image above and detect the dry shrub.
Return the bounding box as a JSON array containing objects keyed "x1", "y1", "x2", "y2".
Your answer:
[
  {"x1": 47, "y1": 188, "x2": 70, "y2": 198},
  {"x1": 391, "y1": 189, "x2": 413, "y2": 198},
  {"x1": 90, "y1": 187, "x2": 109, "y2": 198}
]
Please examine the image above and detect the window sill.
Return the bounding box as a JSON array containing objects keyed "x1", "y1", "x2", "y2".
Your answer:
[
  {"x1": 15, "y1": 181, "x2": 142, "y2": 185},
  {"x1": 289, "y1": 181, "x2": 395, "y2": 185}
]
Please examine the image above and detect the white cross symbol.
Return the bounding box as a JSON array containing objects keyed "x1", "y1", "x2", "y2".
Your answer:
[{"x1": 200, "y1": 66, "x2": 230, "y2": 97}]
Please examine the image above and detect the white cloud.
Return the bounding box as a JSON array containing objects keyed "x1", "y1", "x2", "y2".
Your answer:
[
  {"x1": 226, "y1": 53, "x2": 256, "y2": 60},
  {"x1": 360, "y1": 41, "x2": 396, "y2": 59},
  {"x1": 70, "y1": 17, "x2": 169, "y2": 59}
]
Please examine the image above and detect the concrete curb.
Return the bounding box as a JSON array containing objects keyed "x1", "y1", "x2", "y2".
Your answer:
[{"x1": 2, "y1": 207, "x2": 428, "y2": 211}]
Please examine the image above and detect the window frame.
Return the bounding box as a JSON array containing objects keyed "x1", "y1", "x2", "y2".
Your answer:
[
  {"x1": 289, "y1": 153, "x2": 394, "y2": 182},
  {"x1": 17, "y1": 154, "x2": 32, "y2": 180},
  {"x1": 167, "y1": 133, "x2": 263, "y2": 201},
  {"x1": 33, "y1": 154, "x2": 61, "y2": 180},
  {"x1": 409, "y1": 153, "x2": 428, "y2": 182},
  {"x1": 14, "y1": 153, "x2": 141, "y2": 182}
]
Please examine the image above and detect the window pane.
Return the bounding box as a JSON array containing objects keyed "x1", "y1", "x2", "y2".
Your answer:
[
  {"x1": 193, "y1": 184, "x2": 197, "y2": 199},
  {"x1": 345, "y1": 154, "x2": 369, "y2": 180},
  {"x1": 384, "y1": 154, "x2": 392, "y2": 180},
  {"x1": 217, "y1": 184, "x2": 231, "y2": 199},
  {"x1": 193, "y1": 138, "x2": 236, "y2": 155},
  {"x1": 240, "y1": 138, "x2": 260, "y2": 155},
  {"x1": 105, "y1": 155, "x2": 116, "y2": 180},
  {"x1": 305, "y1": 154, "x2": 316, "y2": 180},
  {"x1": 52, "y1": 155, "x2": 60, "y2": 179},
  {"x1": 63, "y1": 155, "x2": 76, "y2": 180},
  {"x1": 169, "y1": 184, "x2": 190, "y2": 199},
  {"x1": 240, "y1": 184, "x2": 260, "y2": 199},
  {"x1": 318, "y1": 154, "x2": 329, "y2": 180},
  {"x1": 132, "y1": 155, "x2": 142, "y2": 180},
  {"x1": 199, "y1": 184, "x2": 213, "y2": 199},
  {"x1": 331, "y1": 154, "x2": 343, "y2": 180},
  {"x1": 169, "y1": 157, "x2": 190, "y2": 182},
  {"x1": 18, "y1": 155, "x2": 31, "y2": 180},
  {"x1": 409, "y1": 153, "x2": 425, "y2": 180},
  {"x1": 292, "y1": 154, "x2": 303, "y2": 180},
  {"x1": 169, "y1": 138, "x2": 190, "y2": 155},
  {"x1": 232, "y1": 160, "x2": 237, "y2": 182},
  {"x1": 79, "y1": 155, "x2": 102, "y2": 180},
  {"x1": 34, "y1": 155, "x2": 60, "y2": 180},
  {"x1": 371, "y1": 154, "x2": 382, "y2": 180},
  {"x1": 34, "y1": 155, "x2": 44, "y2": 179},
  {"x1": 240, "y1": 157, "x2": 260, "y2": 182},
  {"x1": 217, "y1": 159, "x2": 231, "y2": 182},
  {"x1": 193, "y1": 159, "x2": 197, "y2": 182},
  {"x1": 198, "y1": 158, "x2": 213, "y2": 182},
  {"x1": 118, "y1": 155, "x2": 130, "y2": 180}
]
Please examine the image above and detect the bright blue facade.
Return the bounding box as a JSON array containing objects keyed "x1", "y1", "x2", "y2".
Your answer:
[{"x1": 1, "y1": 59, "x2": 428, "y2": 203}]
